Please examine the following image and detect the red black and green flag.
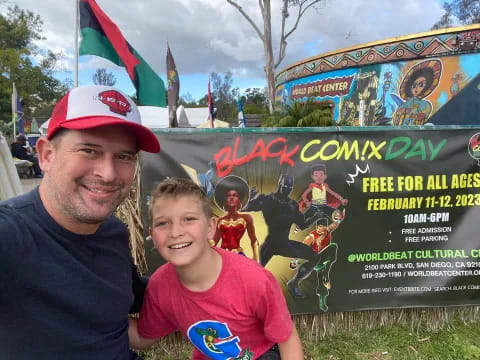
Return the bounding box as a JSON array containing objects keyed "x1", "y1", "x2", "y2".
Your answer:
[{"x1": 79, "y1": 0, "x2": 166, "y2": 107}]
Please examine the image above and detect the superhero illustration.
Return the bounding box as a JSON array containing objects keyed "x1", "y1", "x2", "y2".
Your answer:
[
  {"x1": 392, "y1": 59, "x2": 442, "y2": 126},
  {"x1": 298, "y1": 163, "x2": 348, "y2": 228},
  {"x1": 287, "y1": 211, "x2": 344, "y2": 312},
  {"x1": 339, "y1": 70, "x2": 378, "y2": 126},
  {"x1": 212, "y1": 176, "x2": 260, "y2": 263},
  {"x1": 244, "y1": 174, "x2": 318, "y2": 267}
]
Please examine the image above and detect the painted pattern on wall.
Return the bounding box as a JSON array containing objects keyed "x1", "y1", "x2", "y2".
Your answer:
[{"x1": 276, "y1": 26, "x2": 480, "y2": 126}]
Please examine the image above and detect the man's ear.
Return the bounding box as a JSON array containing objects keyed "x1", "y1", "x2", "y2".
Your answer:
[{"x1": 36, "y1": 137, "x2": 55, "y2": 173}]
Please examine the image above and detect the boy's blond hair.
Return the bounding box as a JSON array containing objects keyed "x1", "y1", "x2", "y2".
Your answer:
[{"x1": 149, "y1": 178, "x2": 213, "y2": 225}]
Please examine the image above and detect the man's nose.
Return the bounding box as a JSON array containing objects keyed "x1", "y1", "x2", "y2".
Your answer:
[{"x1": 93, "y1": 156, "x2": 116, "y2": 182}]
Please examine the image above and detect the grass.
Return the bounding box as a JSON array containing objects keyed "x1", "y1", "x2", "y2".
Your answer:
[{"x1": 139, "y1": 313, "x2": 480, "y2": 359}]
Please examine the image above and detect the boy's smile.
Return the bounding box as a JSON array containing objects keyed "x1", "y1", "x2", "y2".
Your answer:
[{"x1": 150, "y1": 194, "x2": 215, "y2": 268}]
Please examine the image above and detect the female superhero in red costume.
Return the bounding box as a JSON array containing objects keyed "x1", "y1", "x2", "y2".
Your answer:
[{"x1": 212, "y1": 176, "x2": 260, "y2": 263}]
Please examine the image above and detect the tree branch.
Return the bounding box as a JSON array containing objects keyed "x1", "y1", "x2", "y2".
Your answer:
[
  {"x1": 226, "y1": 0, "x2": 264, "y2": 41},
  {"x1": 275, "y1": 0, "x2": 323, "y2": 68}
]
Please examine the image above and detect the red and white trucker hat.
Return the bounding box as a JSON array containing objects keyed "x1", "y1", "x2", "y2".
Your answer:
[{"x1": 47, "y1": 85, "x2": 160, "y2": 153}]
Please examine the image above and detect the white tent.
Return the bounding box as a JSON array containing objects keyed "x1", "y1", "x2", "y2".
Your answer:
[
  {"x1": 139, "y1": 106, "x2": 211, "y2": 128},
  {"x1": 38, "y1": 106, "x2": 218, "y2": 131},
  {"x1": 138, "y1": 106, "x2": 169, "y2": 128}
]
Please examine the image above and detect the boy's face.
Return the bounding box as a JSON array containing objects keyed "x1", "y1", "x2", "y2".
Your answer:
[
  {"x1": 312, "y1": 170, "x2": 327, "y2": 184},
  {"x1": 149, "y1": 194, "x2": 215, "y2": 268}
]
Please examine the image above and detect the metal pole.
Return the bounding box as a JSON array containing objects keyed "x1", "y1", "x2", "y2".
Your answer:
[
  {"x1": 74, "y1": 0, "x2": 79, "y2": 87},
  {"x1": 12, "y1": 82, "x2": 16, "y2": 136}
]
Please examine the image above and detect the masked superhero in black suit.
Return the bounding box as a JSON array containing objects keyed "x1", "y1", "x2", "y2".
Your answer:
[{"x1": 244, "y1": 174, "x2": 317, "y2": 270}]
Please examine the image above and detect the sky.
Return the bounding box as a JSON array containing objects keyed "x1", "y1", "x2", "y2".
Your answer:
[{"x1": 2, "y1": 0, "x2": 448, "y2": 101}]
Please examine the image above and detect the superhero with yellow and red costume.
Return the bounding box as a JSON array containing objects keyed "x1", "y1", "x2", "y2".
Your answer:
[{"x1": 212, "y1": 176, "x2": 260, "y2": 263}]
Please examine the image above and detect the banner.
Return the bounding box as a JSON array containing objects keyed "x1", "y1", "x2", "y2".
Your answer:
[
  {"x1": 166, "y1": 43, "x2": 179, "y2": 128},
  {"x1": 140, "y1": 127, "x2": 480, "y2": 314}
]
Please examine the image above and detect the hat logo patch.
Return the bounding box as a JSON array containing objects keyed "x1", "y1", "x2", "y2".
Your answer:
[{"x1": 98, "y1": 90, "x2": 131, "y2": 116}]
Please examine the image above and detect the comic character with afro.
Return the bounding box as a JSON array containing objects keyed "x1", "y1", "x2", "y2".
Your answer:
[
  {"x1": 393, "y1": 60, "x2": 442, "y2": 126},
  {"x1": 212, "y1": 175, "x2": 260, "y2": 262}
]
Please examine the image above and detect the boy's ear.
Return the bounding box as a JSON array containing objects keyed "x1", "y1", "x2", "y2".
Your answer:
[{"x1": 207, "y1": 217, "x2": 217, "y2": 238}]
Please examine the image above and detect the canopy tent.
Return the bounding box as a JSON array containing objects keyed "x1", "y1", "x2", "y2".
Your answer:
[
  {"x1": 39, "y1": 106, "x2": 218, "y2": 131},
  {"x1": 197, "y1": 119, "x2": 230, "y2": 128}
]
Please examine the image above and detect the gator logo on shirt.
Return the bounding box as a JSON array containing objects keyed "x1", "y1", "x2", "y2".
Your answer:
[{"x1": 187, "y1": 320, "x2": 253, "y2": 360}]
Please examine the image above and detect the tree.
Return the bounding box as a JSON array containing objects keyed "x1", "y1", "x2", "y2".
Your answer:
[
  {"x1": 226, "y1": 0, "x2": 325, "y2": 113},
  {"x1": 179, "y1": 92, "x2": 197, "y2": 107},
  {"x1": 0, "y1": 5, "x2": 68, "y2": 136},
  {"x1": 92, "y1": 68, "x2": 117, "y2": 86},
  {"x1": 210, "y1": 71, "x2": 239, "y2": 123},
  {"x1": 432, "y1": 0, "x2": 480, "y2": 29},
  {"x1": 241, "y1": 87, "x2": 268, "y2": 114}
]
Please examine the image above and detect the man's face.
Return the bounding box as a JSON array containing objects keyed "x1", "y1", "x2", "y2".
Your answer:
[
  {"x1": 37, "y1": 126, "x2": 137, "y2": 234},
  {"x1": 312, "y1": 170, "x2": 327, "y2": 184},
  {"x1": 225, "y1": 189, "x2": 241, "y2": 210}
]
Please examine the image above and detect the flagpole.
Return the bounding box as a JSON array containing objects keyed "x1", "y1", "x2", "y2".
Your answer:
[
  {"x1": 74, "y1": 0, "x2": 79, "y2": 87},
  {"x1": 12, "y1": 82, "x2": 16, "y2": 137}
]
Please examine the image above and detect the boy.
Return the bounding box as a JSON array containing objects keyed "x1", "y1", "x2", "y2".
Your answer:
[
  {"x1": 129, "y1": 178, "x2": 303, "y2": 360},
  {"x1": 299, "y1": 163, "x2": 348, "y2": 221}
]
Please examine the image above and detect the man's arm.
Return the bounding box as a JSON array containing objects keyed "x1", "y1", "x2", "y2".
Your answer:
[
  {"x1": 129, "y1": 263, "x2": 148, "y2": 314},
  {"x1": 278, "y1": 326, "x2": 304, "y2": 360},
  {"x1": 128, "y1": 318, "x2": 159, "y2": 349}
]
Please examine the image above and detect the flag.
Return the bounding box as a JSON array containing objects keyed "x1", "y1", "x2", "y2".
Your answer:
[
  {"x1": 208, "y1": 79, "x2": 215, "y2": 128},
  {"x1": 12, "y1": 83, "x2": 24, "y2": 135},
  {"x1": 79, "y1": 0, "x2": 166, "y2": 107},
  {"x1": 166, "y1": 43, "x2": 179, "y2": 127},
  {"x1": 237, "y1": 96, "x2": 246, "y2": 128}
]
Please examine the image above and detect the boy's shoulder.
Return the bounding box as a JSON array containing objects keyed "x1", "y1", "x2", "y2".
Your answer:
[{"x1": 220, "y1": 249, "x2": 275, "y2": 284}]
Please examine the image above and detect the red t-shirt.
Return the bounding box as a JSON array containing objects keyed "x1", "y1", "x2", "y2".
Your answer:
[{"x1": 138, "y1": 248, "x2": 293, "y2": 359}]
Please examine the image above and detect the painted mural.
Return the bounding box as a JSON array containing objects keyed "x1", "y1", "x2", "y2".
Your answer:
[{"x1": 275, "y1": 25, "x2": 480, "y2": 126}]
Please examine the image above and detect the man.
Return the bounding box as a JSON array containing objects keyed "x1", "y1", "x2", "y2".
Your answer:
[
  {"x1": 244, "y1": 174, "x2": 318, "y2": 268},
  {"x1": 10, "y1": 133, "x2": 43, "y2": 177},
  {"x1": 0, "y1": 85, "x2": 160, "y2": 359}
]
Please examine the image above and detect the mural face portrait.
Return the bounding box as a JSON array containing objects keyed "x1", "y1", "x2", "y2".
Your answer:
[
  {"x1": 411, "y1": 76, "x2": 427, "y2": 97},
  {"x1": 213, "y1": 175, "x2": 249, "y2": 212},
  {"x1": 225, "y1": 189, "x2": 241, "y2": 210},
  {"x1": 400, "y1": 60, "x2": 442, "y2": 101}
]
